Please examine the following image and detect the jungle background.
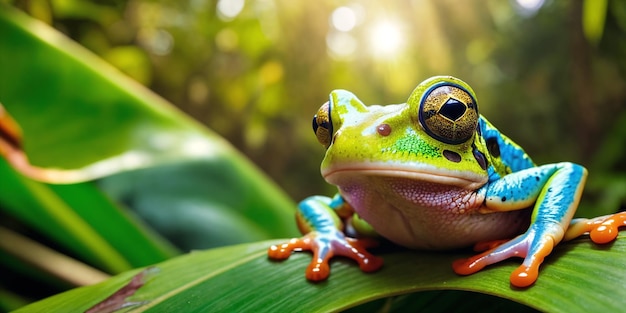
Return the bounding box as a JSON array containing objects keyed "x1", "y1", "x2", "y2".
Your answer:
[
  {"x1": 7, "y1": 0, "x2": 626, "y2": 206},
  {"x1": 1, "y1": 0, "x2": 626, "y2": 311}
]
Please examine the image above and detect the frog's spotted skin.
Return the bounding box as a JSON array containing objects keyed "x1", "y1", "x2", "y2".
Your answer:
[{"x1": 268, "y1": 76, "x2": 625, "y2": 287}]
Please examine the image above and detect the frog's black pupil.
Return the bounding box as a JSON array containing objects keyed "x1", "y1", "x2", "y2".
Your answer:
[{"x1": 439, "y1": 98, "x2": 466, "y2": 121}]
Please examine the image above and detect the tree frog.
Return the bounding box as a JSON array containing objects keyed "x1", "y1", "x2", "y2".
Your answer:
[{"x1": 268, "y1": 76, "x2": 625, "y2": 287}]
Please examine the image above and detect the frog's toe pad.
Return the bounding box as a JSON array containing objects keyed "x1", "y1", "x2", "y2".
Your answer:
[
  {"x1": 306, "y1": 259, "x2": 331, "y2": 281},
  {"x1": 359, "y1": 256, "x2": 384, "y2": 272},
  {"x1": 590, "y1": 212, "x2": 626, "y2": 244},
  {"x1": 510, "y1": 265, "x2": 539, "y2": 288},
  {"x1": 268, "y1": 238, "x2": 311, "y2": 260},
  {"x1": 452, "y1": 253, "x2": 491, "y2": 276}
]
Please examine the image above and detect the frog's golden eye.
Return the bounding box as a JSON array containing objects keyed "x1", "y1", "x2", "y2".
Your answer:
[
  {"x1": 312, "y1": 101, "x2": 333, "y2": 148},
  {"x1": 418, "y1": 84, "x2": 479, "y2": 144}
]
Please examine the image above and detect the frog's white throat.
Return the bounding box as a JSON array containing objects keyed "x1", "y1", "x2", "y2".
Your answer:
[
  {"x1": 322, "y1": 167, "x2": 526, "y2": 250},
  {"x1": 323, "y1": 163, "x2": 487, "y2": 191}
]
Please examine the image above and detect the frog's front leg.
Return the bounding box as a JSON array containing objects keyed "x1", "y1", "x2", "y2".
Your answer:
[
  {"x1": 453, "y1": 162, "x2": 588, "y2": 287},
  {"x1": 268, "y1": 195, "x2": 383, "y2": 281}
]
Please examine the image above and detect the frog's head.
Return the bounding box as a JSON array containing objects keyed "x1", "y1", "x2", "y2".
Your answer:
[{"x1": 312, "y1": 76, "x2": 489, "y2": 190}]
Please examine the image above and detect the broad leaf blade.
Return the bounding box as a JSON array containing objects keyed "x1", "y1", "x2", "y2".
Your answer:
[
  {"x1": 0, "y1": 5, "x2": 297, "y2": 264},
  {"x1": 0, "y1": 5, "x2": 222, "y2": 174},
  {"x1": 97, "y1": 159, "x2": 298, "y2": 249},
  {"x1": 16, "y1": 235, "x2": 626, "y2": 312},
  {"x1": 0, "y1": 160, "x2": 178, "y2": 272}
]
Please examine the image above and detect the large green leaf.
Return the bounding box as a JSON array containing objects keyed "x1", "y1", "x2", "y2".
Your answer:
[
  {"x1": 97, "y1": 159, "x2": 299, "y2": 250},
  {"x1": 0, "y1": 160, "x2": 175, "y2": 272},
  {"x1": 0, "y1": 4, "x2": 252, "y2": 178},
  {"x1": 0, "y1": 5, "x2": 298, "y2": 307},
  {"x1": 0, "y1": 4, "x2": 297, "y2": 256},
  {"x1": 16, "y1": 234, "x2": 626, "y2": 312}
]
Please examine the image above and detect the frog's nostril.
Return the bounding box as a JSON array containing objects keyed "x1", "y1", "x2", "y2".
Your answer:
[
  {"x1": 377, "y1": 124, "x2": 392, "y2": 136},
  {"x1": 472, "y1": 147, "x2": 488, "y2": 170},
  {"x1": 443, "y1": 150, "x2": 462, "y2": 163}
]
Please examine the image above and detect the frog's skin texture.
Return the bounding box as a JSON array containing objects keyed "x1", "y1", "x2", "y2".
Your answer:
[{"x1": 268, "y1": 76, "x2": 626, "y2": 288}]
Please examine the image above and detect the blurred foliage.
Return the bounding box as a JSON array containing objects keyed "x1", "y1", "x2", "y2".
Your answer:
[
  {"x1": 0, "y1": 5, "x2": 296, "y2": 310},
  {"x1": 8, "y1": 0, "x2": 625, "y2": 212}
]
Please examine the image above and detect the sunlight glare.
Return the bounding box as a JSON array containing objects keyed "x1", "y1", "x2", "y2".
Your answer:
[
  {"x1": 514, "y1": 0, "x2": 545, "y2": 16},
  {"x1": 217, "y1": 0, "x2": 245, "y2": 21},
  {"x1": 326, "y1": 31, "x2": 357, "y2": 59},
  {"x1": 331, "y1": 6, "x2": 357, "y2": 32},
  {"x1": 369, "y1": 20, "x2": 404, "y2": 58}
]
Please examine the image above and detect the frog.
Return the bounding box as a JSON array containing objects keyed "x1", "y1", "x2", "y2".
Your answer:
[{"x1": 267, "y1": 76, "x2": 626, "y2": 287}]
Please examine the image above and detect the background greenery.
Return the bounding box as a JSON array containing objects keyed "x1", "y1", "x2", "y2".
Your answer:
[
  {"x1": 8, "y1": 0, "x2": 626, "y2": 209},
  {"x1": 1, "y1": 0, "x2": 625, "y2": 311}
]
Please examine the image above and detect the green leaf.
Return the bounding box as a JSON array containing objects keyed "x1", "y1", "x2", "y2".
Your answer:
[
  {"x1": 0, "y1": 3, "x2": 226, "y2": 175},
  {"x1": 0, "y1": 161, "x2": 162, "y2": 272},
  {"x1": 0, "y1": 5, "x2": 298, "y2": 302},
  {"x1": 16, "y1": 235, "x2": 626, "y2": 312},
  {"x1": 97, "y1": 159, "x2": 300, "y2": 249},
  {"x1": 0, "y1": 4, "x2": 297, "y2": 258}
]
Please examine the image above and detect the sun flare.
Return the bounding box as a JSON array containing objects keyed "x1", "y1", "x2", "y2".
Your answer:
[{"x1": 368, "y1": 20, "x2": 404, "y2": 58}]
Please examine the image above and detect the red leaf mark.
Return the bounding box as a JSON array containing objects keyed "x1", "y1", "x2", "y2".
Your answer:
[{"x1": 85, "y1": 267, "x2": 159, "y2": 313}]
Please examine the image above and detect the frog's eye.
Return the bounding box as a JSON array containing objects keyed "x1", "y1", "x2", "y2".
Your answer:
[
  {"x1": 312, "y1": 101, "x2": 333, "y2": 148},
  {"x1": 418, "y1": 84, "x2": 478, "y2": 144}
]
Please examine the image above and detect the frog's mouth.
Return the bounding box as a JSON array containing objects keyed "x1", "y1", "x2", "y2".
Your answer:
[{"x1": 322, "y1": 162, "x2": 487, "y2": 190}]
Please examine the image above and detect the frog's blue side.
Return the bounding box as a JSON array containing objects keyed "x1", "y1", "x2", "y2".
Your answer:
[
  {"x1": 478, "y1": 117, "x2": 534, "y2": 175},
  {"x1": 476, "y1": 116, "x2": 587, "y2": 223}
]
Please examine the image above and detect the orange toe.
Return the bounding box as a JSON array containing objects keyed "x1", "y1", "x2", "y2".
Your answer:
[
  {"x1": 306, "y1": 259, "x2": 331, "y2": 281},
  {"x1": 590, "y1": 212, "x2": 626, "y2": 244},
  {"x1": 452, "y1": 254, "x2": 487, "y2": 276},
  {"x1": 510, "y1": 265, "x2": 539, "y2": 288},
  {"x1": 359, "y1": 255, "x2": 384, "y2": 272}
]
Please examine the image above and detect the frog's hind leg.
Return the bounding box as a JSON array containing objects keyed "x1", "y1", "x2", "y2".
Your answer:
[
  {"x1": 454, "y1": 163, "x2": 588, "y2": 288},
  {"x1": 564, "y1": 212, "x2": 626, "y2": 244},
  {"x1": 452, "y1": 223, "x2": 560, "y2": 288},
  {"x1": 453, "y1": 212, "x2": 626, "y2": 288}
]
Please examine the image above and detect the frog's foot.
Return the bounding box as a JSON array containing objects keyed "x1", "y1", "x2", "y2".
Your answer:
[
  {"x1": 453, "y1": 225, "x2": 559, "y2": 288},
  {"x1": 268, "y1": 231, "x2": 383, "y2": 281},
  {"x1": 565, "y1": 212, "x2": 626, "y2": 244}
]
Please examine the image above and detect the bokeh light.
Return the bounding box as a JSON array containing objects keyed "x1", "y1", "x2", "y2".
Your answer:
[
  {"x1": 331, "y1": 6, "x2": 357, "y2": 32},
  {"x1": 368, "y1": 20, "x2": 404, "y2": 58},
  {"x1": 217, "y1": 0, "x2": 245, "y2": 21},
  {"x1": 514, "y1": 0, "x2": 545, "y2": 16},
  {"x1": 326, "y1": 31, "x2": 357, "y2": 59}
]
